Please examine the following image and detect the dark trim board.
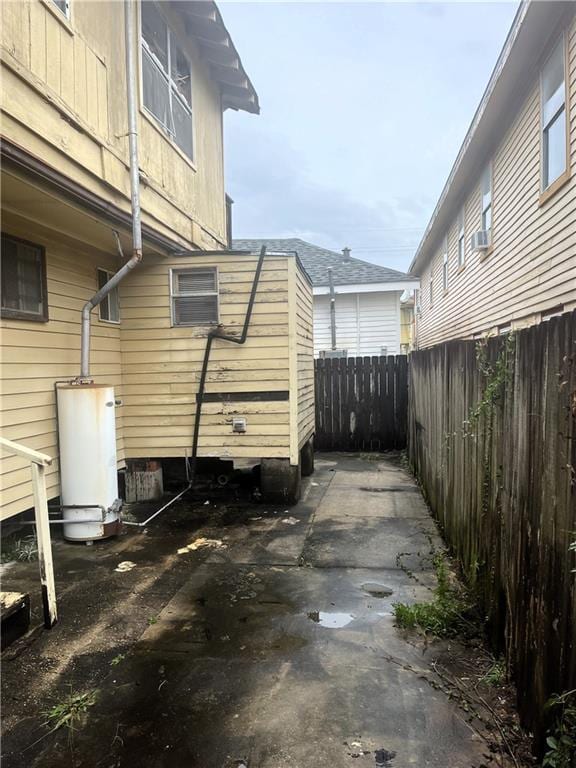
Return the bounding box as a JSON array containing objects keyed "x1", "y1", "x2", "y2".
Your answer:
[{"x1": 198, "y1": 391, "x2": 290, "y2": 403}]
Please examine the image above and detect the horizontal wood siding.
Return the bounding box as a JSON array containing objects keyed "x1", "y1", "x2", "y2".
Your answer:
[
  {"x1": 416, "y1": 16, "x2": 576, "y2": 348},
  {"x1": 119, "y1": 254, "x2": 292, "y2": 460},
  {"x1": 313, "y1": 291, "x2": 401, "y2": 356},
  {"x1": 1, "y1": 0, "x2": 227, "y2": 249},
  {"x1": 295, "y1": 264, "x2": 315, "y2": 449},
  {"x1": 0, "y1": 218, "x2": 125, "y2": 521},
  {"x1": 408, "y1": 312, "x2": 576, "y2": 742}
]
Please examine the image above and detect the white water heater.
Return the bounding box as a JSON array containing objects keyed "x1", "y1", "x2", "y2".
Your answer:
[{"x1": 57, "y1": 384, "x2": 121, "y2": 542}]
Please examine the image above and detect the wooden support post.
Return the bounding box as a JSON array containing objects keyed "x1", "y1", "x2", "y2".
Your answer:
[{"x1": 31, "y1": 462, "x2": 58, "y2": 629}]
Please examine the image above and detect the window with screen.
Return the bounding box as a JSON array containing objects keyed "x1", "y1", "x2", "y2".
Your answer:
[
  {"x1": 457, "y1": 208, "x2": 465, "y2": 267},
  {"x1": 141, "y1": 1, "x2": 193, "y2": 160},
  {"x1": 1, "y1": 234, "x2": 48, "y2": 322},
  {"x1": 481, "y1": 164, "x2": 492, "y2": 239},
  {"x1": 171, "y1": 268, "x2": 219, "y2": 326},
  {"x1": 97, "y1": 268, "x2": 120, "y2": 323},
  {"x1": 541, "y1": 36, "x2": 567, "y2": 191}
]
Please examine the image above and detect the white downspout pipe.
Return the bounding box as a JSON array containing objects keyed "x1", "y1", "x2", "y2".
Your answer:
[{"x1": 79, "y1": 0, "x2": 142, "y2": 380}]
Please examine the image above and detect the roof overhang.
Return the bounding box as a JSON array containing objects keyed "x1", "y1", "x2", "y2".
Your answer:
[
  {"x1": 314, "y1": 281, "x2": 420, "y2": 296},
  {"x1": 409, "y1": 0, "x2": 574, "y2": 276},
  {"x1": 174, "y1": 1, "x2": 259, "y2": 114}
]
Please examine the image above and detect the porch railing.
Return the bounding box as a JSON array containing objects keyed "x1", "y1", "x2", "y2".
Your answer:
[{"x1": 0, "y1": 437, "x2": 58, "y2": 628}]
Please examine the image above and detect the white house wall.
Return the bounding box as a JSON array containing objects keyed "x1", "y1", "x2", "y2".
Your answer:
[{"x1": 313, "y1": 291, "x2": 401, "y2": 357}]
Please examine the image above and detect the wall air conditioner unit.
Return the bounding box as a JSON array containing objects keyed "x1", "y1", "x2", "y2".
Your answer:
[
  {"x1": 470, "y1": 230, "x2": 491, "y2": 252},
  {"x1": 320, "y1": 349, "x2": 348, "y2": 359}
]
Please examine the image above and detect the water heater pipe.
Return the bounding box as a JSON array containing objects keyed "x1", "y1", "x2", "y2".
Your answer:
[{"x1": 79, "y1": 0, "x2": 142, "y2": 380}]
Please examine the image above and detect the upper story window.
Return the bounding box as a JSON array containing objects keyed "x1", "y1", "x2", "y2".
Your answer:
[
  {"x1": 429, "y1": 271, "x2": 433, "y2": 307},
  {"x1": 1, "y1": 234, "x2": 48, "y2": 322},
  {"x1": 457, "y1": 208, "x2": 465, "y2": 267},
  {"x1": 170, "y1": 267, "x2": 219, "y2": 326},
  {"x1": 141, "y1": 2, "x2": 193, "y2": 160},
  {"x1": 481, "y1": 164, "x2": 492, "y2": 239},
  {"x1": 51, "y1": 0, "x2": 70, "y2": 17},
  {"x1": 97, "y1": 268, "x2": 120, "y2": 323},
  {"x1": 442, "y1": 237, "x2": 448, "y2": 292},
  {"x1": 541, "y1": 36, "x2": 567, "y2": 191}
]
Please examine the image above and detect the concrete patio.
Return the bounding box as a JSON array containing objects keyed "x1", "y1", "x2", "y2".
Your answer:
[{"x1": 1, "y1": 454, "x2": 495, "y2": 767}]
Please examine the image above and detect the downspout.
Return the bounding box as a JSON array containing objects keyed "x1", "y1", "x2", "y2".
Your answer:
[
  {"x1": 328, "y1": 267, "x2": 337, "y2": 351},
  {"x1": 79, "y1": 0, "x2": 142, "y2": 380}
]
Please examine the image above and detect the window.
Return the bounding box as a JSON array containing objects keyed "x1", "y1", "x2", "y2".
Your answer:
[
  {"x1": 1, "y1": 234, "x2": 48, "y2": 322},
  {"x1": 442, "y1": 238, "x2": 448, "y2": 292},
  {"x1": 97, "y1": 269, "x2": 120, "y2": 323},
  {"x1": 457, "y1": 208, "x2": 465, "y2": 267},
  {"x1": 171, "y1": 267, "x2": 218, "y2": 326},
  {"x1": 429, "y1": 272, "x2": 433, "y2": 307},
  {"x1": 51, "y1": 0, "x2": 70, "y2": 17},
  {"x1": 481, "y1": 164, "x2": 492, "y2": 240},
  {"x1": 541, "y1": 36, "x2": 567, "y2": 191},
  {"x1": 141, "y1": 1, "x2": 193, "y2": 159}
]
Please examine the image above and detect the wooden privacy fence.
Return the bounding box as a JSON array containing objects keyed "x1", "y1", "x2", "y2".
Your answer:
[
  {"x1": 408, "y1": 311, "x2": 576, "y2": 745},
  {"x1": 315, "y1": 355, "x2": 408, "y2": 450}
]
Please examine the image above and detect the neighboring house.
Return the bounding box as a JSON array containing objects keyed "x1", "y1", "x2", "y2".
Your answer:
[
  {"x1": 0, "y1": 0, "x2": 314, "y2": 521},
  {"x1": 234, "y1": 239, "x2": 419, "y2": 356},
  {"x1": 410, "y1": 2, "x2": 576, "y2": 349}
]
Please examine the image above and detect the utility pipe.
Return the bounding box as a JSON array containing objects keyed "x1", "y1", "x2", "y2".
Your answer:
[
  {"x1": 328, "y1": 267, "x2": 337, "y2": 351},
  {"x1": 79, "y1": 0, "x2": 142, "y2": 380}
]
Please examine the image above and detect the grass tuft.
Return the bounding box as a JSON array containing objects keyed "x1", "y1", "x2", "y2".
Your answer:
[
  {"x1": 43, "y1": 690, "x2": 97, "y2": 733},
  {"x1": 393, "y1": 554, "x2": 476, "y2": 638}
]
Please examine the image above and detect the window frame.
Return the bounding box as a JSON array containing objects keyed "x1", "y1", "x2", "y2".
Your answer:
[
  {"x1": 480, "y1": 163, "x2": 492, "y2": 238},
  {"x1": 457, "y1": 208, "x2": 465, "y2": 269},
  {"x1": 97, "y1": 268, "x2": 121, "y2": 324},
  {"x1": 442, "y1": 237, "x2": 449, "y2": 293},
  {"x1": 428, "y1": 271, "x2": 433, "y2": 308},
  {"x1": 140, "y1": 1, "x2": 195, "y2": 163},
  {"x1": 1, "y1": 233, "x2": 49, "y2": 323},
  {"x1": 539, "y1": 33, "x2": 570, "y2": 203},
  {"x1": 170, "y1": 266, "x2": 219, "y2": 327}
]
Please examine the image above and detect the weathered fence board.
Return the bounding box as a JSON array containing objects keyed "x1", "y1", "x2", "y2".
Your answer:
[
  {"x1": 408, "y1": 311, "x2": 576, "y2": 745},
  {"x1": 315, "y1": 355, "x2": 408, "y2": 450}
]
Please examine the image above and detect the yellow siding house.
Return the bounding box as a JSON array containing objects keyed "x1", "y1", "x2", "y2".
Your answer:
[{"x1": 1, "y1": 0, "x2": 315, "y2": 520}]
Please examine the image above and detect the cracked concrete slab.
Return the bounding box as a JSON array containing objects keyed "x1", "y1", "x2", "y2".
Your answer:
[{"x1": 1, "y1": 453, "x2": 493, "y2": 768}]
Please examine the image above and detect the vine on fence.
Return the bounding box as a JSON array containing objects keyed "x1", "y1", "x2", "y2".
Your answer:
[{"x1": 462, "y1": 333, "x2": 516, "y2": 437}]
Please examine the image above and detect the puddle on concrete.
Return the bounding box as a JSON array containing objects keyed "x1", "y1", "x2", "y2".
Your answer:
[
  {"x1": 307, "y1": 611, "x2": 354, "y2": 628},
  {"x1": 361, "y1": 583, "x2": 393, "y2": 598}
]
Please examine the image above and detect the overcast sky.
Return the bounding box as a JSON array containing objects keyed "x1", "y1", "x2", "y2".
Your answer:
[{"x1": 220, "y1": 1, "x2": 518, "y2": 272}]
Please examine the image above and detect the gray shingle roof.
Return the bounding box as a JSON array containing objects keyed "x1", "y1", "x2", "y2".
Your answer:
[{"x1": 232, "y1": 238, "x2": 412, "y2": 287}]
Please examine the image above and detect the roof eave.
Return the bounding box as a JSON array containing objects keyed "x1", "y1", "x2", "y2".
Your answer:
[{"x1": 176, "y1": 1, "x2": 260, "y2": 115}]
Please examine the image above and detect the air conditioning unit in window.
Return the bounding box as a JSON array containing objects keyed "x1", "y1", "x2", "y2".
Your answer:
[{"x1": 470, "y1": 230, "x2": 491, "y2": 252}]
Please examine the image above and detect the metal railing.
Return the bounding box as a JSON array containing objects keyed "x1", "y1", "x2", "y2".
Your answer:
[{"x1": 0, "y1": 437, "x2": 58, "y2": 628}]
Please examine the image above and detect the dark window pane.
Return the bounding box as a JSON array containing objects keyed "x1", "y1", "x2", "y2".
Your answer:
[
  {"x1": 142, "y1": 1, "x2": 168, "y2": 70},
  {"x1": 174, "y1": 295, "x2": 218, "y2": 325},
  {"x1": 176, "y1": 269, "x2": 216, "y2": 294},
  {"x1": 172, "y1": 92, "x2": 193, "y2": 158},
  {"x1": 544, "y1": 108, "x2": 566, "y2": 188},
  {"x1": 51, "y1": 0, "x2": 68, "y2": 16},
  {"x1": 171, "y1": 42, "x2": 192, "y2": 106},
  {"x1": 142, "y1": 48, "x2": 171, "y2": 131},
  {"x1": 1, "y1": 235, "x2": 46, "y2": 319}
]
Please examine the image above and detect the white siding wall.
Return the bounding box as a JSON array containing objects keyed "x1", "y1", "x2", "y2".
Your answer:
[{"x1": 313, "y1": 291, "x2": 401, "y2": 357}]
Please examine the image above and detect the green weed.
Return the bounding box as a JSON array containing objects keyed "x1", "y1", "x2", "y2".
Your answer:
[
  {"x1": 393, "y1": 554, "x2": 475, "y2": 638},
  {"x1": 0, "y1": 535, "x2": 38, "y2": 563},
  {"x1": 543, "y1": 689, "x2": 576, "y2": 768},
  {"x1": 43, "y1": 690, "x2": 97, "y2": 733},
  {"x1": 147, "y1": 616, "x2": 158, "y2": 625},
  {"x1": 481, "y1": 659, "x2": 506, "y2": 687},
  {"x1": 110, "y1": 654, "x2": 125, "y2": 667}
]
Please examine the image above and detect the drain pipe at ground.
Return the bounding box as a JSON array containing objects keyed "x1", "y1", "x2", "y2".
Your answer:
[{"x1": 78, "y1": 0, "x2": 142, "y2": 381}]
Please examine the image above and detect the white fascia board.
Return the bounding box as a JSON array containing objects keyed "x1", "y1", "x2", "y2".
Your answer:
[{"x1": 313, "y1": 281, "x2": 420, "y2": 296}]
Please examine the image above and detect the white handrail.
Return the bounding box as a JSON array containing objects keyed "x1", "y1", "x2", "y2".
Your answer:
[{"x1": 0, "y1": 437, "x2": 58, "y2": 628}]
